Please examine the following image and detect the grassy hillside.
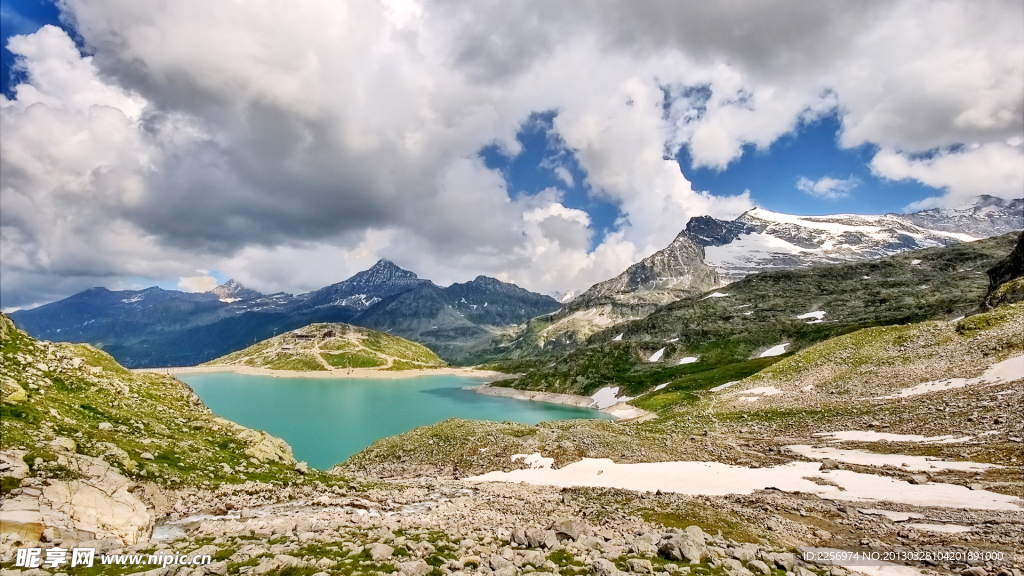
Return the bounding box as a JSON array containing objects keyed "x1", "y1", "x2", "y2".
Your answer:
[
  {"x1": 496, "y1": 232, "x2": 1020, "y2": 396},
  {"x1": 0, "y1": 314, "x2": 306, "y2": 490},
  {"x1": 342, "y1": 303, "x2": 1024, "y2": 480},
  {"x1": 204, "y1": 322, "x2": 446, "y2": 371}
]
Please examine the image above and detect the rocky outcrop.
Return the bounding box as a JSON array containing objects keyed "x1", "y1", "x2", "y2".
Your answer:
[
  {"x1": 686, "y1": 198, "x2": 1023, "y2": 282},
  {"x1": 0, "y1": 452, "x2": 153, "y2": 546},
  {"x1": 237, "y1": 430, "x2": 297, "y2": 465},
  {"x1": 984, "y1": 232, "x2": 1024, "y2": 309},
  {"x1": 518, "y1": 232, "x2": 720, "y2": 352},
  {"x1": 573, "y1": 232, "x2": 720, "y2": 307}
]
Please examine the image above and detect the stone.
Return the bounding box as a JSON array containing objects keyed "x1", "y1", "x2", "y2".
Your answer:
[
  {"x1": 748, "y1": 560, "x2": 772, "y2": 576},
  {"x1": 399, "y1": 560, "x2": 431, "y2": 576},
  {"x1": 49, "y1": 437, "x2": 76, "y2": 453},
  {"x1": 593, "y1": 558, "x2": 622, "y2": 576},
  {"x1": 721, "y1": 559, "x2": 754, "y2": 576},
  {"x1": 491, "y1": 555, "x2": 514, "y2": 570},
  {"x1": 522, "y1": 551, "x2": 546, "y2": 567},
  {"x1": 237, "y1": 429, "x2": 296, "y2": 465},
  {"x1": 369, "y1": 543, "x2": 395, "y2": 561},
  {"x1": 40, "y1": 527, "x2": 55, "y2": 542},
  {"x1": 909, "y1": 474, "x2": 929, "y2": 485},
  {"x1": 0, "y1": 451, "x2": 30, "y2": 479},
  {"x1": 632, "y1": 538, "x2": 658, "y2": 556},
  {"x1": 772, "y1": 553, "x2": 797, "y2": 572},
  {"x1": 0, "y1": 453, "x2": 153, "y2": 545},
  {"x1": 494, "y1": 567, "x2": 518, "y2": 576},
  {"x1": 294, "y1": 461, "x2": 309, "y2": 474},
  {"x1": 962, "y1": 569, "x2": 988, "y2": 576},
  {"x1": 205, "y1": 561, "x2": 229, "y2": 575},
  {"x1": 140, "y1": 452, "x2": 155, "y2": 461},
  {"x1": 512, "y1": 528, "x2": 528, "y2": 546},
  {"x1": 254, "y1": 554, "x2": 300, "y2": 575},
  {"x1": 551, "y1": 517, "x2": 588, "y2": 541},
  {"x1": 731, "y1": 545, "x2": 757, "y2": 563},
  {"x1": 628, "y1": 559, "x2": 654, "y2": 574},
  {"x1": 98, "y1": 422, "x2": 113, "y2": 430},
  {"x1": 819, "y1": 459, "x2": 840, "y2": 472},
  {"x1": 660, "y1": 529, "x2": 707, "y2": 564}
]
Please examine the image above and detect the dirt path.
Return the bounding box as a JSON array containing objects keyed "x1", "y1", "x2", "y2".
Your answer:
[{"x1": 311, "y1": 341, "x2": 335, "y2": 371}]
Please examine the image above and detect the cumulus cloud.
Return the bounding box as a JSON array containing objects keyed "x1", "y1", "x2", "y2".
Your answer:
[
  {"x1": 874, "y1": 142, "x2": 1024, "y2": 210},
  {"x1": 1, "y1": 0, "x2": 1022, "y2": 307},
  {"x1": 178, "y1": 274, "x2": 218, "y2": 292},
  {"x1": 796, "y1": 175, "x2": 859, "y2": 200}
]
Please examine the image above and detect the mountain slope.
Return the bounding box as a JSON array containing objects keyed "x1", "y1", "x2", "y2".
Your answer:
[
  {"x1": 503, "y1": 232, "x2": 720, "y2": 355},
  {"x1": 353, "y1": 276, "x2": 561, "y2": 362},
  {"x1": 0, "y1": 312, "x2": 302, "y2": 494},
  {"x1": 205, "y1": 322, "x2": 445, "y2": 371},
  {"x1": 304, "y1": 259, "x2": 429, "y2": 309},
  {"x1": 687, "y1": 196, "x2": 1023, "y2": 282},
  {"x1": 500, "y1": 232, "x2": 1020, "y2": 397},
  {"x1": 211, "y1": 279, "x2": 263, "y2": 302}
]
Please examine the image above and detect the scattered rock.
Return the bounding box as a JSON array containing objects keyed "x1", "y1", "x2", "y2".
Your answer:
[{"x1": 368, "y1": 543, "x2": 394, "y2": 561}]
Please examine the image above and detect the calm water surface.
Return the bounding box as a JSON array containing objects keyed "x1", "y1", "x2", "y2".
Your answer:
[{"x1": 179, "y1": 373, "x2": 609, "y2": 469}]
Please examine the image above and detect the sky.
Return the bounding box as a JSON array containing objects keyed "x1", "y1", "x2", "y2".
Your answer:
[{"x1": 1, "y1": 0, "x2": 1022, "y2": 310}]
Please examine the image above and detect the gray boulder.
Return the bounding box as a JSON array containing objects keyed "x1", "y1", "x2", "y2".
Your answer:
[
  {"x1": 594, "y1": 558, "x2": 622, "y2": 576},
  {"x1": 368, "y1": 543, "x2": 394, "y2": 561}
]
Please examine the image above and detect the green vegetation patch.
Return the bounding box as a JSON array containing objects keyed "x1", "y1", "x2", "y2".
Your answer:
[
  {"x1": 322, "y1": 350, "x2": 386, "y2": 369},
  {"x1": 265, "y1": 354, "x2": 326, "y2": 371}
]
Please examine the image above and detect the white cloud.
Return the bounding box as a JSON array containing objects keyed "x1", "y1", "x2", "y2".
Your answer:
[
  {"x1": 1, "y1": 1, "x2": 1021, "y2": 308},
  {"x1": 796, "y1": 175, "x2": 859, "y2": 200},
  {"x1": 178, "y1": 275, "x2": 218, "y2": 292},
  {"x1": 873, "y1": 143, "x2": 1024, "y2": 210},
  {"x1": 552, "y1": 166, "x2": 574, "y2": 187}
]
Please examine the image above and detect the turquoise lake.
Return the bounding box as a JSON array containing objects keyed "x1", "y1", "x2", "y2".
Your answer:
[{"x1": 179, "y1": 373, "x2": 610, "y2": 470}]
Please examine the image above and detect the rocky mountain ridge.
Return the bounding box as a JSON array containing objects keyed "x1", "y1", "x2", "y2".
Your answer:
[
  {"x1": 8, "y1": 261, "x2": 559, "y2": 367},
  {"x1": 687, "y1": 196, "x2": 1023, "y2": 282},
  {"x1": 497, "y1": 233, "x2": 721, "y2": 357}
]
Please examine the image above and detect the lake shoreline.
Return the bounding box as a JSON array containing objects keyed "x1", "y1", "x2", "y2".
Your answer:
[
  {"x1": 469, "y1": 384, "x2": 654, "y2": 422},
  {"x1": 134, "y1": 364, "x2": 513, "y2": 382}
]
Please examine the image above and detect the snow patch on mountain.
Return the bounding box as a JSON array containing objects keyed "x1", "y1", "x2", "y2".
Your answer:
[{"x1": 688, "y1": 197, "x2": 1023, "y2": 282}]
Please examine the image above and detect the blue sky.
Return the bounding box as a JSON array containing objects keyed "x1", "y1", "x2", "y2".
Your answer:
[{"x1": 1, "y1": 0, "x2": 63, "y2": 95}]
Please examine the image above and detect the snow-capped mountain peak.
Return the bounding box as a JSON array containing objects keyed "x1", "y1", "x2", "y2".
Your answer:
[{"x1": 686, "y1": 196, "x2": 1023, "y2": 282}]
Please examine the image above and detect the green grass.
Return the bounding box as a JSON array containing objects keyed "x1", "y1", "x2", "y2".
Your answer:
[
  {"x1": 265, "y1": 354, "x2": 326, "y2": 371},
  {"x1": 633, "y1": 357, "x2": 783, "y2": 411},
  {"x1": 323, "y1": 351, "x2": 386, "y2": 368}
]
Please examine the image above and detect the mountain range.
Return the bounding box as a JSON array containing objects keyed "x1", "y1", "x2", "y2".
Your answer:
[
  {"x1": 497, "y1": 196, "x2": 1022, "y2": 356},
  {"x1": 686, "y1": 195, "x2": 1023, "y2": 282},
  {"x1": 8, "y1": 260, "x2": 560, "y2": 367},
  {"x1": 8, "y1": 196, "x2": 1021, "y2": 368}
]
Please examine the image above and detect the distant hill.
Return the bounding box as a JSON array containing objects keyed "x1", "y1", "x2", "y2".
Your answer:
[
  {"x1": 204, "y1": 322, "x2": 445, "y2": 371},
  {"x1": 9, "y1": 261, "x2": 559, "y2": 367}
]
